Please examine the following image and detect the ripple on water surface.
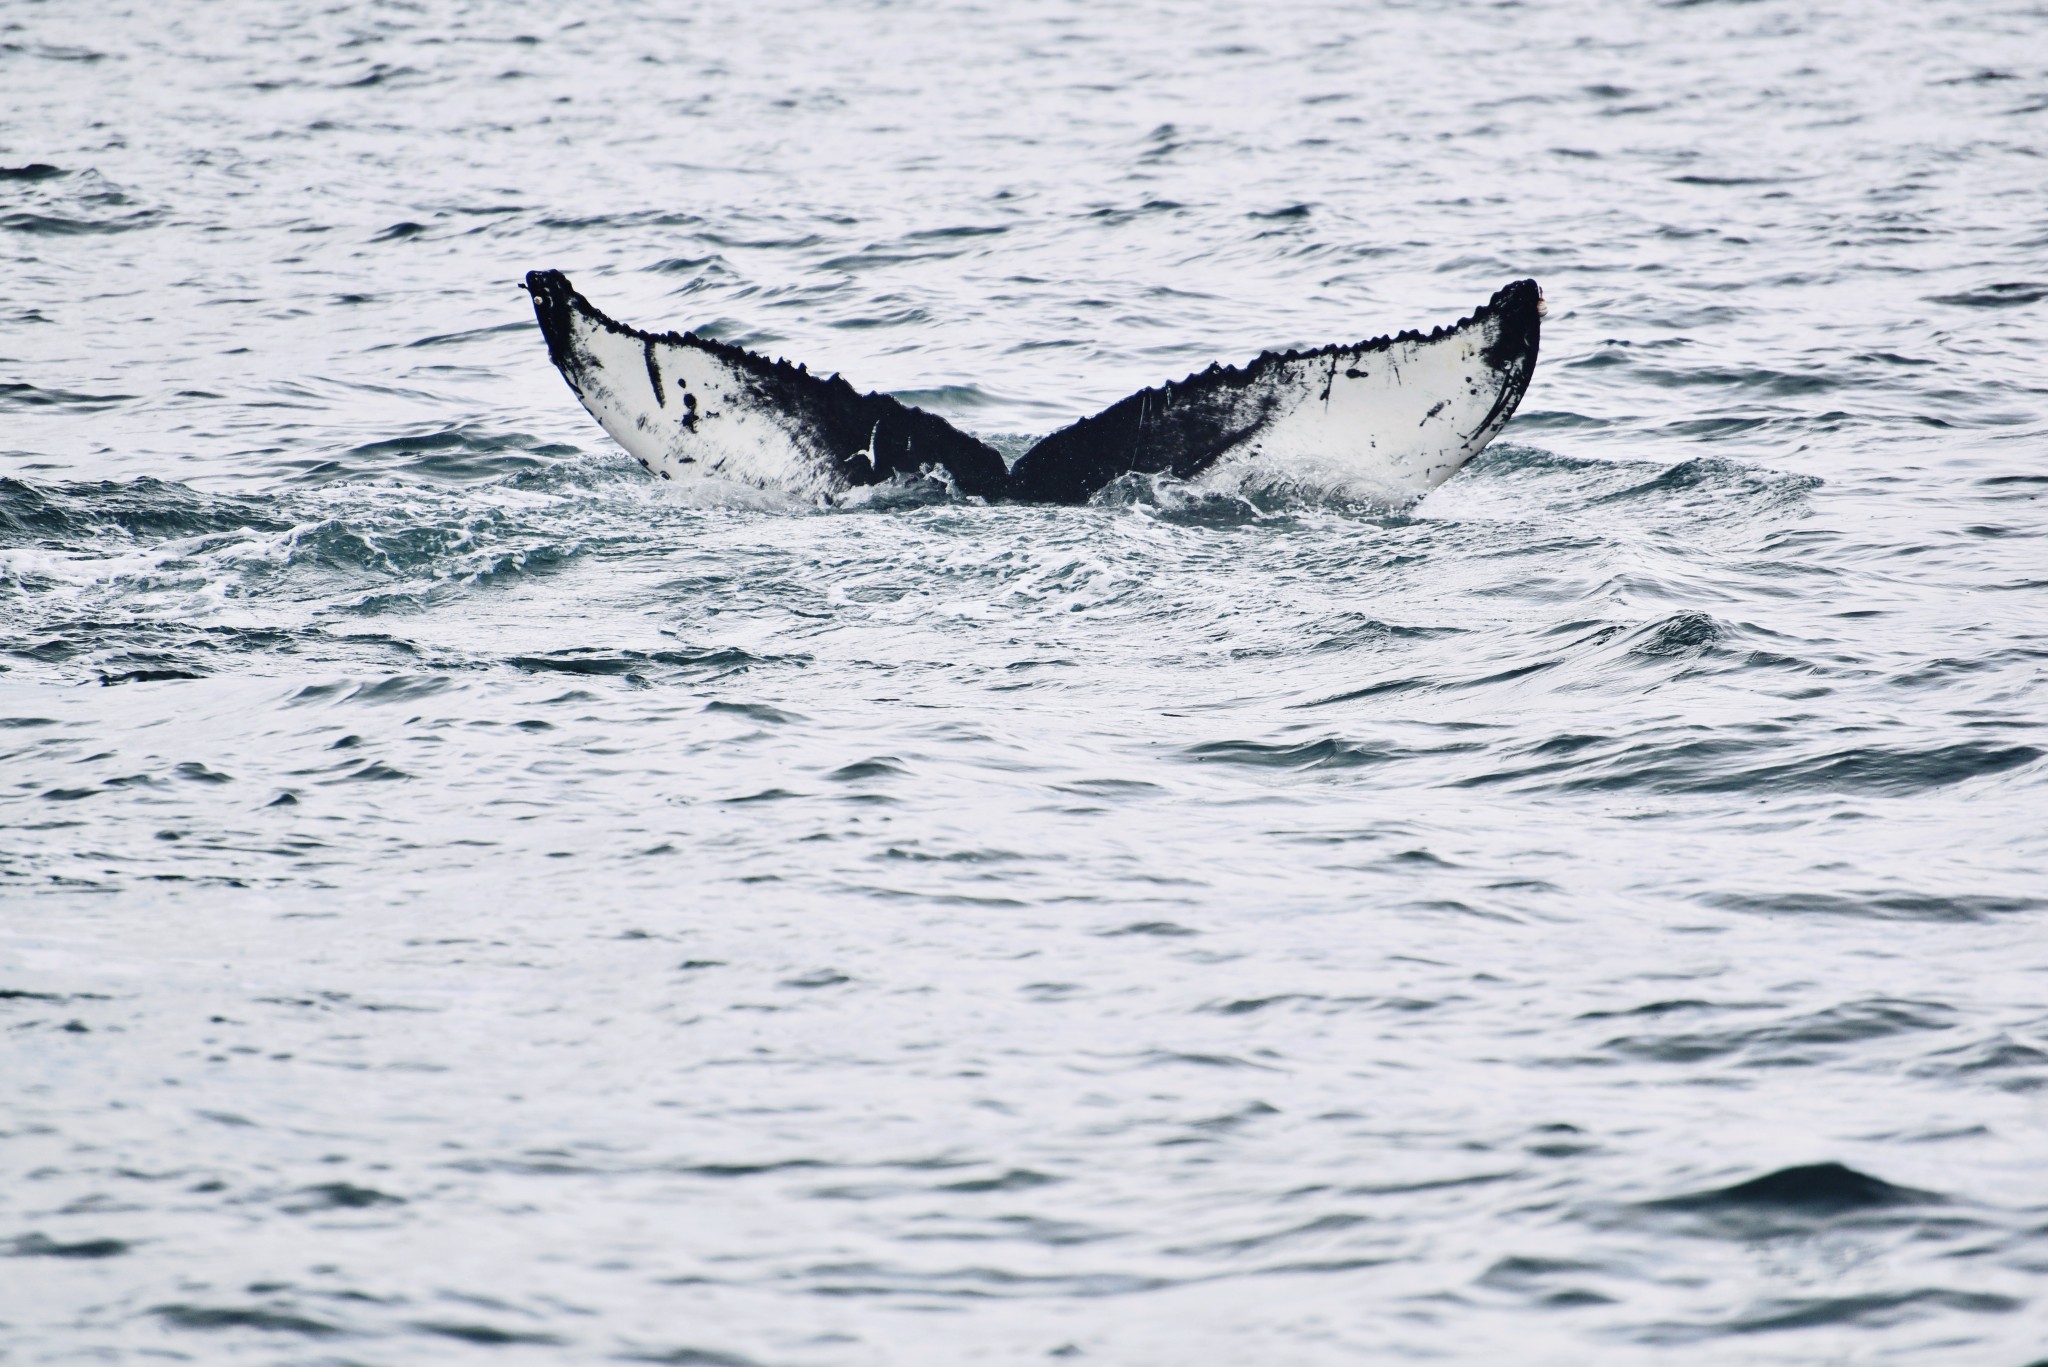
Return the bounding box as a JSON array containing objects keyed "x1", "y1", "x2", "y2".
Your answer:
[{"x1": 4, "y1": 0, "x2": 2048, "y2": 1362}]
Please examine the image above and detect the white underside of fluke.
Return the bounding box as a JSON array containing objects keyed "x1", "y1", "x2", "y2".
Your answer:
[
  {"x1": 1192, "y1": 323, "x2": 1523, "y2": 506},
  {"x1": 553, "y1": 310, "x2": 841, "y2": 500}
]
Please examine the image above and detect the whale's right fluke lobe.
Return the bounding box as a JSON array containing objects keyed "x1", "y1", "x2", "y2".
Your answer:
[{"x1": 1006, "y1": 279, "x2": 1542, "y2": 506}]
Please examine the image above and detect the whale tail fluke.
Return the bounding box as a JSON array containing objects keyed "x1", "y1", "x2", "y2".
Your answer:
[{"x1": 526, "y1": 270, "x2": 1540, "y2": 507}]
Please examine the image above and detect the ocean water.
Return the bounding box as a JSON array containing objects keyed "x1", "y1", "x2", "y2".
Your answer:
[{"x1": 4, "y1": 0, "x2": 2048, "y2": 1362}]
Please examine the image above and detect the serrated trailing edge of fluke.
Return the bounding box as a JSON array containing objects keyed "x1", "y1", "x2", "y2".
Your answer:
[
  {"x1": 528, "y1": 269, "x2": 872, "y2": 404},
  {"x1": 1157, "y1": 277, "x2": 1541, "y2": 394}
]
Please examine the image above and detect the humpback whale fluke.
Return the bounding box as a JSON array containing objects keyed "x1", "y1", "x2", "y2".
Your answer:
[{"x1": 525, "y1": 269, "x2": 1540, "y2": 507}]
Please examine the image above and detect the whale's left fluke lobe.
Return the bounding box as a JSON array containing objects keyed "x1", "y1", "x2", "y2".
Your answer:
[
  {"x1": 525, "y1": 269, "x2": 1009, "y2": 500},
  {"x1": 526, "y1": 269, "x2": 1541, "y2": 506}
]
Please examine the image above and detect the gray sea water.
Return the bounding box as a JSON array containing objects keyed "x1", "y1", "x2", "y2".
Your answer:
[{"x1": 5, "y1": 1, "x2": 2048, "y2": 1362}]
